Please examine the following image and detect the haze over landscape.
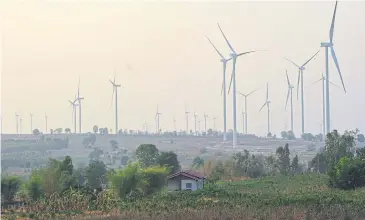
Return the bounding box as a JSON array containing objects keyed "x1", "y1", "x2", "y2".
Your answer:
[{"x1": 1, "y1": 1, "x2": 365, "y2": 136}]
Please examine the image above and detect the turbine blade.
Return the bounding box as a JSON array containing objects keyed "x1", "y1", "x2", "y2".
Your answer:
[
  {"x1": 311, "y1": 78, "x2": 322, "y2": 86},
  {"x1": 302, "y1": 50, "x2": 320, "y2": 67},
  {"x1": 330, "y1": 1, "x2": 338, "y2": 43},
  {"x1": 228, "y1": 72, "x2": 233, "y2": 94},
  {"x1": 237, "y1": 51, "x2": 257, "y2": 57},
  {"x1": 330, "y1": 47, "x2": 346, "y2": 92},
  {"x1": 284, "y1": 58, "x2": 300, "y2": 68},
  {"x1": 206, "y1": 36, "x2": 224, "y2": 59},
  {"x1": 296, "y1": 69, "x2": 301, "y2": 100},
  {"x1": 217, "y1": 23, "x2": 236, "y2": 54},
  {"x1": 109, "y1": 79, "x2": 115, "y2": 85},
  {"x1": 226, "y1": 57, "x2": 233, "y2": 62},
  {"x1": 329, "y1": 80, "x2": 341, "y2": 90},
  {"x1": 259, "y1": 102, "x2": 266, "y2": 112},
  {"x1": 237, "y1": 91, "x2": 245, "y2": 96},
  {"x1": 286, "y1": 69, "x2": 290, "y2": 86},
  {"x1": 247, "y1": 89, "x2": 258, "y2": 97},
  {"x1": 285, "y1": 89, "x2": 290, "y2": 110}
]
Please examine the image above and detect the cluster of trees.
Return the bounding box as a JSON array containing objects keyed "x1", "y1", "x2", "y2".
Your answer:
[
  {"x1": 280, "y1": 131, "x2": 296, "y2": 140},
  {"x1": 309, "y1": 130, "x2": 365, "y2": 189}
]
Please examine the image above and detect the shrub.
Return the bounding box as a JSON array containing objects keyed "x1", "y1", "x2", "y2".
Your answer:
[{"x1": 328, "y1": 156, "x2": 365, "y2": 189}]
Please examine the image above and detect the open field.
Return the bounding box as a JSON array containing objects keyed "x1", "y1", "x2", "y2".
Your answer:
[
  {"x1": 2, "y1": 174, "x2": 365, "y2": 220},
  {"x1": 1, "y1": 133, "x2": 322, "y2": 173}
]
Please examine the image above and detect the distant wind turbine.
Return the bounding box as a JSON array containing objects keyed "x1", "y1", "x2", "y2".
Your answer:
[
  {"x1": 311, "y1": 73, "x2": 340, "y2": 136},
  {"x1": 320, "y1": 0, "x2": 346, "y2": 134},
  {"x1": 75, "y1": 78, "x2": 84, "y2": 133},
  {"x1": 218, "y1": 23, "x2": 257, "y2": 148},
  {"x1": 155, "y1": 105, "x2": 161, "y2": 135},
  {"x1": 109, "y1": 72, "x2": 122, "y2": 134},
  {"x1": 173, "y1": 116, "x2": 177, "y2": 132},
  {"x1": 285, "y1": 70, "x2": 294, "y2": 132},
  {"x1": 30, "y1": 112, "x2": 33, "y2": 133},
  {"x1": 45, "y1": 113, "x2": 48, "y2": 134},
  {"x1": 206, "y1": 36, "x2": 232, "y2": 141},
  {"x1": 15, "y1": 113, "x2": 19, "y2": 134},
  {"x1": 237, "y1": 89, "x2": 258, "y2": 134},
  {"x1": 259, "y1": 83, "x2": 271, "y2": 135},
  {"x1": 213, "y1": 116, "x2": 216, "y2": 130},
  {"x1": 285, "y1": 50, "x2": 320, "y2": 134},
  {"x1": 203, "y1": 113, "x2": 208, "y2": 133},
  {"x1": 19, "y1": 117, "x2": 23, "y2": 135},
  {"x1": 185, "y1": 106, "x2": 190, "y2": 134},
  {"x1": 241, "y1": 110, "x2": 245, "y2": 134},
  {"x1": 193, "y1": 112, "x2": 198, "y2": 136},
  {"x1": 69, "y1": 98, "x2": 78, "y2": 134}
]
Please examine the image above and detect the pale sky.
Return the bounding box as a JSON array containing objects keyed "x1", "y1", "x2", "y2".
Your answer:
[{"x1": 1, "y1": 1, "x2": 365, "y2": 136}]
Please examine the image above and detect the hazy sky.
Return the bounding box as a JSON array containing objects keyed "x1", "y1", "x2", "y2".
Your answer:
[{"x1": 1, "y1": 1, "x2": 365, "y2": 136}]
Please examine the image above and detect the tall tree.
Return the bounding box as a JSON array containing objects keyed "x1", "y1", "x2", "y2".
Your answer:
[
  {"x1": 93, "y1": 125, "x2": 99, "y2": 134},
  {"x1": 156, "y1": 151, "x2": 180, "y2": 174},
  {"x1": 276, "y1": 144, "x2": 291, "y2": 175},
  {"x1": 86, "y1": 160, "x2": 107, "y2": 189},
  {"x1": 136, "y1": 144, "x2": 159, "y2": 167}
]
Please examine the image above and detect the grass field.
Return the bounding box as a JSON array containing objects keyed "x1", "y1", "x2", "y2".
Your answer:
[{"x1": 3, "y1": 174, "x2": 365, "y2": 220}]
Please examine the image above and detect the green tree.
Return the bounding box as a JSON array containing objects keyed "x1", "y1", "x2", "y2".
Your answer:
[
  {"x1": 301, "y1": 133, "x2": 315, "y2": 141},
  {"x1": 54, "y1": 128, "x2": 63, "y2": 134},
  {"x1": 310, "y1": 153, "x2": 327, "y2": 173},
  {"x1": 86, "y1": 160, "x2": 107, "y2": 189},
  {"x1": 27, "y1": 171, "x2": 44, "y2": 201},
  {"x1": 32, "y1": 129, "x2": 40, "y2": 135},
  {"x1": 192, "y1": 156, "x2": 205, "y2": 170},
  {"x1": 287, "y1": 130, "x2": 296, "y2": 140},
  {"x1": 1, "y1": 176, "x2": 21, "y2": 201},
  {"x1": 93, "y1": 125, "x2": 99, "y2": 134},
  {"x1": 136, "y1": 144, "x2": 159, "y2": 167},
  {"x1": 156, "y1": 151, "x2": 180, "y2": 174},
  {"x1": 276, "y1": 144, "x2": 291, "y2": 175},
  {"x1": 325, "y1": 130, "x2": 355, "y2": 169},
  {"x1": 291, "y1": 154, "x2": 299, "y2": 173},
  {"x1": 328, "y1": 156, "x2": 365, "y2": 189},
  {"x1": 65, "y1": 128, "x2": 71, "y2": 134},
  {"x1": 281, "y1": 131, "x2": 288, "y2": 139}
]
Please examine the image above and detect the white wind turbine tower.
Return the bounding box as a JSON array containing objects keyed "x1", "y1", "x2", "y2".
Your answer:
[
  {"x1": 193, "y1": 112, "x2": 198, "y2": 136},
  {"x1": 310, "y1": 73, "x2": 340, "y2": 136},
  {"x1": 285, "y1": 70, "x2": 294, "y2": 132},
  {"x1": 203, "y1": 113, "x2": 208, "y2": 133},
  {"x1": 109, "y1": 73, "x2": 122, "y2": 134},
  {"x1": 15, "y1": 113, "x2": 19, "y2": 134},
  {"x1": 155, "y1": 105, "x2": 161, "y2": 135},
  {"x1": 213, "y1": 116, "x2": 216, "y2": 130},
  {"x1": 30, "y1": 112, "x2": 33, "y2": 133},
  {"x1": 241, "y1": 110, "x2": 245, "y2": 134},
  {"x1": 75, "y1": 78, "x2": 84, "y2": 134},
  {"x1": 218, "y1": 23, "x2": 257, "y2": 148},
  {"x1": 185, "y1": 106, "x2": 190, "y2": 134},
  {"x1": 259, "y1": 83, "x2": 271, "y2": 135},
  {"x1": 285, "y1": 50, "x2": 320, "y2": 134},
  {"x1": 19, "y1": 117, "x2": 23, "y2": 135},
  {"x1": 69, "y1": 98, "x2": 78, "y2": 134},
  {"x1": 320, "y1": 1, "x2": 346, "y2": 134},
  {"x1": 237, "y1": 89, "x2": 257, "y2": 135},
  {"x1": 206, "y1": 36, "x2": 231, "y2": 141},
  {"x1": 173, "y1": 116, "x2": 177, "y2": 132},
  {"x1": 198, "y1": 119, "x2": 201, "y2": 134},
  {"x1": 45, "y1": 113, "x2": 48, "y2": 134}
]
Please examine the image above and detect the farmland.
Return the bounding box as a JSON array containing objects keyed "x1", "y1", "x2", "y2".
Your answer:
[{"x1": 3, "y1": 174, "x2": 365, "y2": 220}]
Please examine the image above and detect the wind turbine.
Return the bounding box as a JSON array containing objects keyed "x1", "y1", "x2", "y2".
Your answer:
[
  {"x1": 155, "y1": 105, "x2": 161, "y2": 135},
  {"x1": 285, "y1": 50, "x2": 320, "y2": 134},
  {"x1": 15, "y1": 113, "x2": 19, "y2": 134},
  {"x1": 241, "y1": 110, "x2": 245, "y2": 134},
  {"x1": 259, "y1": 83, "x2": 271, "y2": 135},
  {"x1": 30, "y1": 112, "x2": 33, "y2": 133},
  {"x1": 203, "y1": 112, "x2": 208, "y2": 133},
  {"x1": 310, "y1": 73, "x2": 340, "y2": 136},
  {"x1": 185, "y1": 106, "x2": 190, "y2": 134},
  {"x1": 75, "y1": 78, "x2": 84, "y2": 134},
  {"x1": 193, "y1": 112, "x2": 198, "y2": 136},
  {"x1": 19, "y1": 117, "x2": 23, "y2": 134},
  {"x1": 45, "y1": 113, "x2": 48, "y2": 134},
  {"x1": 206, "y1": 36, "x2": 232, "y2": 141},
  {"x1": 285, "y1": 70, "x2": 294, "y2": 132},
  {"x1": 198, "y1": 119, "x2": 201, "y2": 134},
  {"x1": 320, "y1": 1, "x2": 346, "y2": 134},
  {"x1": 217, "y1": 23, "x2": 257, "y2": 148},
  {"x1": 213, "y1": 116, "x2": 216, "y2": 130},
  {"x1": 109, "y1": 73, "x2": 121, "y2": 134},
  {"x1": 69, "y1": 98, "x2": 78, "y2": 134},
  {"x1": 173, "y1": 116, "x2": 177, "y2": 132},
  {"x1": 237, "y1": 89, "x2": 258, "y2": 134}
]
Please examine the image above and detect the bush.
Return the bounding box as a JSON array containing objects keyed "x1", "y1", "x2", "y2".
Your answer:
[
  {"x1": 328, "y1": 156, "x2": 365, "y2": 190},
  {"x1": 1, "y1": 176, "x2": 21, "y2": 201}
]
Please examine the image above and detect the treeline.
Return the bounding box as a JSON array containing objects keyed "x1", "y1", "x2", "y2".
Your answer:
[{"x1": 1, "y1": 144, "x2": 180, "y2": 203}]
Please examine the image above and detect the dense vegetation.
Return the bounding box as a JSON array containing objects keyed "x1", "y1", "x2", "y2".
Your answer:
[{"x1": 1, "y1": 130, "x2": 365, "y2": 219}]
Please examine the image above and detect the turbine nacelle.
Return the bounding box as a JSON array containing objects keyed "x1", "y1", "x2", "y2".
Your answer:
[
  {"x1": 300, "y1": 66, "x2": 306, "y2": 71},
  {"x1": 229, "y1": 53, "x2": 237, "y2": 58},
  {"x1": 321, "y1": 42, "x2": 333, "y2": 47}
]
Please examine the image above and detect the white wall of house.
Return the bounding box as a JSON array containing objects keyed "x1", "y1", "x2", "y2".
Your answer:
[
  {"x1": 166, "y1": 179, "x2": 180, "y2": 191},
  {"x1": 181, "y1": 179, "x2": 198, "y2": 191}
]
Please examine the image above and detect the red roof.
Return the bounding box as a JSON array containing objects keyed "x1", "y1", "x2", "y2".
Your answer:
[{"x1": 166, "y1": 170, "x2": 205, "y2": 181}]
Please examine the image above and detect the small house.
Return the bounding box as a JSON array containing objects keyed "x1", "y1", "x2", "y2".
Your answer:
[{"x1": 166, "y1": 170, "x2": 205, "y2": 191}]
